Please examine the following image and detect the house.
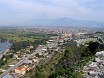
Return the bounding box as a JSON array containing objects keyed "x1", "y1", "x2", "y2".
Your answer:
[
  {"x1": 32, "y1": 59, "x2": 38, "y2": 63},
  {"x1": 25, "y1": 60, "x2": 32, "y2": 64},
  {"x1": 38, "y1": 52, "x2": 43, "y2": 56},
  {"x1": 13, "y1": 54, "x2": 19, "y2": 59},
  {"x1": 9, "y1": 65, "x2": 15, "y2": 67},
  {"x1": 15, "y1": 64, "x2": 29, "y2": 76},
  {"x1": 24, "y1": 64, "x2": 29, "y2": 71},
  {"x1": 30, "y1": 46, "x2": 33, "y2": 48},
  {"x1": 15, "y1": 66, "x2": 26, "y2": 76}
]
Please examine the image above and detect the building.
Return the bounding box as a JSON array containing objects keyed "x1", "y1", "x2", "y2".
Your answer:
[
  {"x1": 14, "y1": 64, "x2": 29, "y2": 76},
  {"x1": 64, "y1": 32, "x2": 69, "y2": 37},
  {"x1": 15, "y1": 66, "x2": 26, "y2": 76}
]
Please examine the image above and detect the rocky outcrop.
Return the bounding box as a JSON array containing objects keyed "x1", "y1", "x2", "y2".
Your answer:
[{"x1": 82, "y1": 51, "x2": 104, "y2": 78}]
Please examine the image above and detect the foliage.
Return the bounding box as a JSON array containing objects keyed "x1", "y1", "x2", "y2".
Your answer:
[
  {"x1": 64, "y1": 47, "x2": 73, "y2": 59},
  {"x1": 21, "y1": 41, "x2": 101, "y2": 78},
  {"x1": 48, "y1": 66, "x2": 80, "y2": 78},
  {"x1": 32, "y1": 39, "x2": 47, "y2": 46},
  {"x1": 48, "y1": 41, "x2": 101, "y2": 78},
  {"x1": 11, "y1": 41, "x2": 32, "y2": 51},
  {"x1": 34, "y1": 65, "x2": 46, "y2": 78},
  {"x1": 0, "y1": 54, "x2": 13, "y2": 67},
  {"x1": 88, "y1": 41, "x2": 99, "y2": 55},
  {"x1": 0, "y1": 37, "x2": 7, "y2": 42}
]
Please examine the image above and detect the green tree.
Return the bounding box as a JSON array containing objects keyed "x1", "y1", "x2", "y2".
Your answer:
[
  {"x1": 35, "y1": 65, "x2": 46, "y2": 78},
  {"x1": 64, "y1": 47, "x2": 73, "y2": 59},
  {"x1": 88, "y1": 41, "x2": 99, "y2": 55}
]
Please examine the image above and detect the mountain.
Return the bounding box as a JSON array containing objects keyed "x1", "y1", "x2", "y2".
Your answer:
[
  {"x1": 51, "y1": 17, "x2": 104, "y2": 27},
  {"x1": 25, "y1": 17, "x2": 104, "y2": 28}
]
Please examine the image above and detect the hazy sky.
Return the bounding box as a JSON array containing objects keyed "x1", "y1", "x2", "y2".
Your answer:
[{"x1": 0, "y1": 0, "x2": 104, "y2": 25}]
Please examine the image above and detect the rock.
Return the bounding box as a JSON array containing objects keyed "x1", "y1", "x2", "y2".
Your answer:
[
  {"x1": 95, "y1": 51, "x2": 104, "y2": 56},
  {"x1": 95, "y1": 58, "x2": 102, "y2": 63},
  {"x1": 88, "y1": 71, "x2": 98, "y2": 76},
  {"x1": 88, "y1": 62, "x2": 98, "y2": 68},
  {"x1": 83, "y1": 51, "x2": 104, "y2": 78}
]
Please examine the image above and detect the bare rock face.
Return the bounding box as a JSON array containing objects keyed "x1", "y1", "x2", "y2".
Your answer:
[{"x1": 82, "y1": 51, "x2": 104, "y2": 78}]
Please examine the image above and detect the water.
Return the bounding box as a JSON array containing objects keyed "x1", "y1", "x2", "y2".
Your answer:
[{"x1": 0, "y1": 41, "x2": 11, "y2": 52}]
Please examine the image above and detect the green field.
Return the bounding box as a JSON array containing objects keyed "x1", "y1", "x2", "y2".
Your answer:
[
  {"x1": 0, "y1": 28, "x2": 58, "y2": 42},
  {"x1": 0, "y1": 29, "x2": 35, "y2": 42},
  {"x1": 6, "y1": 36, "x2": 35, "y2": 42}
]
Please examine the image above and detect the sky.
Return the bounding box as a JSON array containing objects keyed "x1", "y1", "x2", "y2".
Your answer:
[{"x1": 0, "y1": 0, "x2": 104, "y2": 26}]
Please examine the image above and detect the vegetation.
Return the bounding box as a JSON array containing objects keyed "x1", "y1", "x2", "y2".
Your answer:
[
  {"x1": 0, "y1": 38, "x2": 7, "y2": 43},
  {"x1": 0, "y1": 29, "x2": 49, "y2": 68},
  {"x1": 22, "y1": 52, "x2": 64, "y2": 78},
  {"x1": 10, "y1": 41, "x2": 32, "y2": 51},
  {"x1": 0, "y1": 28, "x2": 58, "y2": 43},
  {"x1": 48, "y1": 41, "x2": 101, "y2": 78},
  {"x1": 22, "y1": 41, "x2": 103, "y2": 78},
  {"x1": 0, "y1": 54, "x2": 14, "y2": 68},
  {"x1": 0, "y1": 28, "x2": 103, "y2": 77}
]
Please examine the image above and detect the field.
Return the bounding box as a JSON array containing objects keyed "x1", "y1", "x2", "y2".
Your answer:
[
  {"x1": 6, "y1": 36, "x2": 35, "y2": 42},
  {"x1": 0, "y1": 28, "x2": 58, "y2": 42},
  {"x1": 0, "y1": 29, "x2": 35, "y2": 42}
]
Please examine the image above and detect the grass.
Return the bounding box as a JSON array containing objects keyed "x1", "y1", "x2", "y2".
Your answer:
[
  {"x1": 6, "y1": 36, "x2": 35, "y2": 42},
  {"x1": 0, "y1": 29, "x2": 36, "y2": 42},
  {"x1": 22, "y1": 52, "x2": 64, "y2": 78}
]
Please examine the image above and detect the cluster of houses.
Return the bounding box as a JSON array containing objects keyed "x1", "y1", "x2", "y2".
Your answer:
[
  {"x1": 2, "y1": 64, "x2": 30, "y2": 78},
  {"x1": 74, "y1": 33, "x2": 104, "y2": 46},
  {"x1": 2, "y1": 36, "x2": 69, "y2": 78},
  {"x1": 82, "y1": 51, "x2": 104, "y2": 78},
  {"x1": 75, "y1": 37, "x2": 98, "y2": 46}
]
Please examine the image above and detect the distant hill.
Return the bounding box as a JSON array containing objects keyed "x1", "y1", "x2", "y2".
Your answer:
[
  {"x1": 25, "y1": 17, "x2": 104, "y2": 28},
  {"x1": 51, "y1": 17, "x2": 104, "y2": 27}
]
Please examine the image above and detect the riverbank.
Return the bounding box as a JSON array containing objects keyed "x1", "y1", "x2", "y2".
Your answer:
[{"x1": 0, "y1": 41, "x2": 11, "y2": 60}]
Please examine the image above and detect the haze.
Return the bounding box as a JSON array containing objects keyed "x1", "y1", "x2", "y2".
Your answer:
[{"x1": 0, "y1": 0, "x2": 104, "y2": 26}]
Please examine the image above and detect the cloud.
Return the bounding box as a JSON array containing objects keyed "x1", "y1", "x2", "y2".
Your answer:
[{"x1": 0, "y1": 0, "x2": 104, "y2": 25}]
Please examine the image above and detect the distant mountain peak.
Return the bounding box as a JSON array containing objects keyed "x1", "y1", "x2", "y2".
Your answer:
[
  {"x1": 51, "y1": 17, "x2": 104, "y2": 27},
  {"x1": 25, "y1": 17, "x2": 104, "y2": 28}
]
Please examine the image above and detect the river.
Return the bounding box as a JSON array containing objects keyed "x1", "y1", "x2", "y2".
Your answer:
[{"x1": 0, "y1": 41, "x2": 11, "y2": 52}]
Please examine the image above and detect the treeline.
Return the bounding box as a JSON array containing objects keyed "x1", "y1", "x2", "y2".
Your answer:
[
  {"x1": 19, "y1": 33, "x2": 58, "y2": 39},
  {"x1": 0, "y1": 38, "x2": 7, "y2": 43},
  {"x1": 0, "y1": 54, "x2": 13, "y2": 67},
  {"x1": 11, "y1": 41, "x2": 32, "y2": 51},
  {"x1": 11, "y1": 39, "x2": 47, "y2": 51}
]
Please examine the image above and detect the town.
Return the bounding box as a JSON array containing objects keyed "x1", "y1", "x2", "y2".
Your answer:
[{"x1": 0, "y1": 27, "x2": 104, "y2": 78}]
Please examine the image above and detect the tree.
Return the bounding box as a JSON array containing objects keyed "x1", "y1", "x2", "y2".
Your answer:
[
  {"x1": 78, "y1": 46, "x2": 91, "y2": 58},
  {"x1": 64, "y1": 47, "x2": 73, "y2": 59},
  {"x1": 88, "y1": 41, "x2": 99, "y2": 55},
  {"x1": 35, "y1": 53, "x2": 40, "y2": 57},
  {"x1": 64, "y1": 47, "x2": 74, "y2": 65},
  {"x1": 35, "y1": 65, "x2": 46, "y2": 78},
  {"x1": 11, "y1": 41, "x2": 32, "y2": 51}
]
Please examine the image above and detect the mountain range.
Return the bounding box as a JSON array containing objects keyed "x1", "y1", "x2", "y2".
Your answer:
[
  {"x1": 52, "y1": 18, "x2": 104, "y2": 27},
  {"x1": 27, "y1": 17, "x2": 104, "y2": 28}
]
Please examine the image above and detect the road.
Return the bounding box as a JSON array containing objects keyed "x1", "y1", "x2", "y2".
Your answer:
[
  {"x1": 0, "y1": 49, "x2": 9, "y2": 60},
  {"x1": 0, "y1": 47, "x2": 42, "y2": 78},
  {"x1": 0, "y1": 38, "x2": 59, "y2": 78}
]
